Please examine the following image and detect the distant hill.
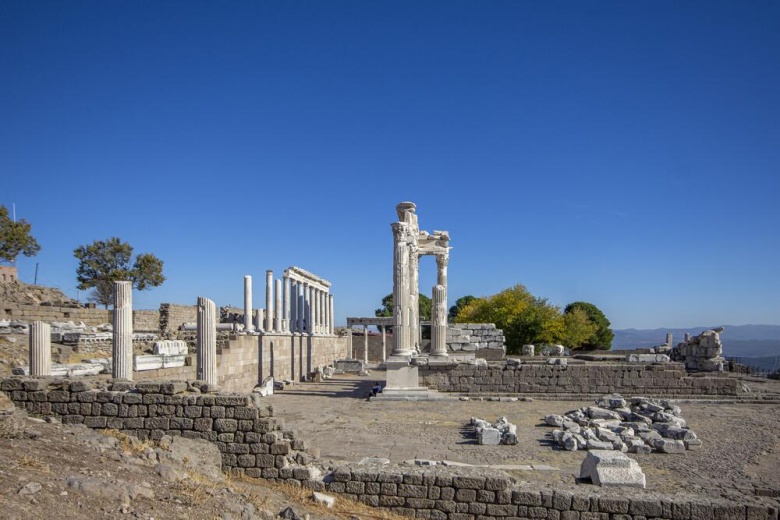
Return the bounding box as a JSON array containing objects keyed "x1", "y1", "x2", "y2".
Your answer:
[{"x1": 612, "y1": 325, "x2": 780, "y2": 358}]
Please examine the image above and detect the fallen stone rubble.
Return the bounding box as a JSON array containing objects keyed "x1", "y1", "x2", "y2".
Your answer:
[
  {"x1": 470, "y1": 416, "x2": 518, "y2": 445},
  {"x1": 544, "y1": 394, "x2": 701, "y2": 454}
]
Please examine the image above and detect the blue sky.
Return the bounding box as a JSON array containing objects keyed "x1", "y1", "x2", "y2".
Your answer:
[{"x1": 2, "y1": 1, "x2": 778, "y2": 329}]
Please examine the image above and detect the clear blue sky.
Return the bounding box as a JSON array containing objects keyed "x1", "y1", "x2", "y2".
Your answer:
[{"x1": 2, "y1": 1, "x2": 778, "y2": 329}]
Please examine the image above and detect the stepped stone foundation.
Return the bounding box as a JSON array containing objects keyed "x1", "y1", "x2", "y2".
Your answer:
[{"x1": 420, "y1": 362, "x2": 742, "y2": 396}]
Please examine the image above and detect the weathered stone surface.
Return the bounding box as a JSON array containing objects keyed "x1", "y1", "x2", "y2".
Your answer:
[{"x1": 580, "y1": 450, "x2": 646, "y2": 488}]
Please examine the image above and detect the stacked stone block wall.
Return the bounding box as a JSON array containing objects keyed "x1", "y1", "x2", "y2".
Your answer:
[
  {"x1": 258, "y1": 334, "x2": 348, "y2": 391},
  {"x1": 132, "y1": 310, "x2": 160, "y2": 332},
  {"x1": 159, "y1": 304, "x2": 197, "y2": 334},
  {"x1": 2, "y1": 377, "x2": 774, "y2": 519},
  {"x1": 328, "y1": 463, "x2": 777, "y2": 520},
  {"x1": 350, "y1": 331, "x2": 389, "y2": 362},
  {"x1": 447, "y1": 324, "x2": 505, "y2": 358},
  {"x1": 0, "y1": 302, "x2": 111, "y2": 326},
  {"x1": 419, "y1": 362, "x2": 741, "y2": 396}
]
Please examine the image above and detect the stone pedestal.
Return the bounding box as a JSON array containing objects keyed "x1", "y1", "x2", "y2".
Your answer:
[
  {"x1": 197, "y1": 296, "x2": 218, "y2": 385},
  {"x1": 113, "y1": 281, "x2": 133, "y2": 380},
  {"x1": 29, "y1": 320, "x2": 51, "y2": 376}
]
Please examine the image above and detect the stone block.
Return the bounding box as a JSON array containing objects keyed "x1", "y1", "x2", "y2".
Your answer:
[{"x1": 579, "y1": 450, "x2": 646, "y2": 489}]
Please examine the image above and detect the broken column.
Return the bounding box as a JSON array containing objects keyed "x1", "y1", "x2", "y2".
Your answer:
[
  {"x1": 29, "y1": 320, "x2": 51, "y2": 376},
  {"x1": 430, "y1": 284, "x2": 448, "y2": 357},
  {"x1": 113, "y1": 281, "x2": 133, "y2": 380},
  {"x1": 244, "y1": 275, "x2": 254, "y2": 333},
  {"x1": 265, "y1": 270, "x2": 274, "y2": 332},
  {"x1": 197, "y1": 296, "x2": 218, "y2": 385}
]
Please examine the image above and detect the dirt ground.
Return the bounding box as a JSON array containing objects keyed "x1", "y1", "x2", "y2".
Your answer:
[
  {"x1": 1, "y1": 349, "x2": 779, "y2": 517},
  {"x1": 270, "y1": 372, "x2": 780, "y2": 504}
]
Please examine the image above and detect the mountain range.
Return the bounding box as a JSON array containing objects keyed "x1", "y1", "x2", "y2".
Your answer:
[{"x1": 612, "y1": 324, "x2": 780, "y2": 359}]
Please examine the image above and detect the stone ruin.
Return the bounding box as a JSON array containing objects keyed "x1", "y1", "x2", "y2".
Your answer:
[
  {"x1": 544, "y1": 394, "x2": 700, "y2": 454},
  {"x1": 670, "y1": 327, "x2": 726, "y2": 371},
  {"x1": 469, "y1": 416, "x2": 518, "y2": 445}
]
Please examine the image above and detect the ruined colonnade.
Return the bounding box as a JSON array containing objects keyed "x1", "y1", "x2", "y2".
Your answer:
[{"x1": 391, "y1": 202, "x2": 451, "y2": 357}]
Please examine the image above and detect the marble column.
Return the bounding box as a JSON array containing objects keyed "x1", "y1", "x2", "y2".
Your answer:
[
  {"x1": 29, "y1": 320, "x2": 51, "y2": 376},
  {"x1": 381, "y1": 326, "x2": 387, "y2": 361},
  {"x1": 346, "y1": 327, "x2": 353, "y2": 359},
  {"x1": 666, "y1": 333, "x2": 674, "y2": 348},
  {"x1": 391, "y1": 222, "x2": 412, "y2": 355},
  {"x1": 244, "y1": 275, "x2": 254, "y2": 333},
  {"x1": 274, "y1": 279, "x2": 282, "y2": 332},
  {"x1": 328, "y1": 294, "x2": 334, "y2": 334},
  {"x1": 430, "y1": 284, "x2": 448, "y2": 357},
  {"x1": 312, "y1": 289, "x2": 320, "y2": 334},
  {"x1": 197, "y1": 296, "x2": 217, "y2": 385},
  {"x1": 304, "y1": 284, "x2": 312, "y2": 334},
  {"x1": 290, "y1": 281, "x2": 298, "y2": 332},
  {"x1": 436, "y1": 253, "x2": 449, "y2": 307},
  {"x1": 113, "y1": 281, "x2": 133, "y2": 380},
  {"x1": 364, "y1": 325, "x2": 369, "y2": 363},
  {"x1": 282, "y1": 277, "x2": 290, "y2": 332},
  {"x1": 297, "y1": 284, "x2": 305, "y2": 332},
  {"x1": 265, "y1": 270, "x2": 274, "y2": 332},
  {"x1": 319, "y1": 290, "x2": 325, "y2": 334},
  {"x1": 409, "y1": 241, "x2": 420, "y2": 350}
]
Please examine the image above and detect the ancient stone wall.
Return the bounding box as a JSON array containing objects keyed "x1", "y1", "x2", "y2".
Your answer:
[
  {"x1": 0, "y1": 303, "x2": 111, "y2": 325},
  {"x1": 328, "y1": 463, "x2": 775, "y2": 520},
  {"x1": 2, "y1": 377, "x2": 774, "y2": 520},
  {"x1": 419, "y1": 362, "x2": 741, "y2": 396},
  {"x1": 447, "y1": 324, "x2": 505, "y2": 358},
  {"x1": 132, "y1": 310, "x2": 160, "y2": 332},
  {"x1": 349, "y1": 331, "x2": 389, "y2": 362},
  {"x1": 159, "y1": 303, "x2": 197, "y2": 334},
  {"x1": 257, "y1": 333, "x2": 349, "y2": 391}
]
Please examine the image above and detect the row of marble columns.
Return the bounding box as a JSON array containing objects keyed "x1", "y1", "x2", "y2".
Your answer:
[
  {"x1": 242, "y1": 272, "x2": 334, "y2": 335},
  {"x1": 345, "y1": 325, "x2": 388, "y2": 363}
]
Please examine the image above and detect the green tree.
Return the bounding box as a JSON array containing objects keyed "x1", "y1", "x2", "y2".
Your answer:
[
  {"x1": 448, "y1": 295, "x2": 476, "y2": 321},
  {"x1": 506, "y1": 297, "x2": 565, "y2": 349},
  {"x1": 375, "y1": 292, "x2": 433, "y2": 337},
  {"x1": 563, "y1": 301, "x2": 614, "y2": 350},
  {"x1": 0, "y1": 205, "x2": 41, "y2": 264},
  {"x1": 562, "y1": 306, "x2": 597, "y2": 350},
  {"x1": 73, "y1": 237, "x2": 165, "y2": 308}
]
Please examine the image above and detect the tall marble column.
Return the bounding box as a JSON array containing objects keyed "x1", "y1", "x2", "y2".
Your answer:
[
  {"x1": 297, "y1": 284, "x2": 305, "y2": 332},
  {"x1": 391, "y1": 222, "x2": 412, "y2": 356},
  {"x1": 364, "y1": 325, "x2": 369, "y2": 363},
  {"x1": 312, "y1": 289, "x2": 320, "y2": 334},
  {"x1": 319, "y1": 290, "x2": 325, "y2": 334},
  {"x1": 328, "y1": 294, "x2": 334, "y2": 334},
  {"x1": 290, "y1": 281, "x2": 298, "y2": 332},
  {"x1": 113, "y1": 281, "x2": 133, "y2": 380},
  {"x1": 274, "y1": 279, "x2": 282, "y2": 332},
  {"x1": 381, "y1": 326, "x2": 387, "y2": 361},
  {"x1": 436, "y1": 253, "x2": 449, "y2": 307},
  {"x1": 282, "y1": 276, "x2": 290, "y2": 332},
  {"x1": 346, "y1": 327, "x2": 353, "y2": 359},
  {"x1": 430, "y1": 284, "x2": 448, "y2": 357},
  {"x1": 197, "y1": 296, "x2": 217, "y2": 385},
  {"x1": 29, "y1": 320, "x2": 51, "y2": 376},
  {"x1": 265, "y1": 270, "x2": 274, "y2": 332},
  {"x1": 304, "y1": 284, "x2": 312, "y2": 334},
  {"x1": 244, "y1": 275, "x2": 254, "y2": 333},
  {"x1": 409, "y1": 241, "x2": 420, "y2": 350}
]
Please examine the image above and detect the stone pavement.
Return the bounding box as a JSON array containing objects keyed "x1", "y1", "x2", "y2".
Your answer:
[{"x1": 264, "y1": 372, "x2": 780, "y2": 498}]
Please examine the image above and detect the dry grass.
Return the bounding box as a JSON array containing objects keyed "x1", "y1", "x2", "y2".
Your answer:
[
  {"x1": 13, "y1": 454, "x2": 51, "y2": 473},
  {"x1": 100, "y1": 428, "x2": 156, "y2": 455},
  {"x1": 239, "y1": 477, "x2": 409, "y2": 520}
]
